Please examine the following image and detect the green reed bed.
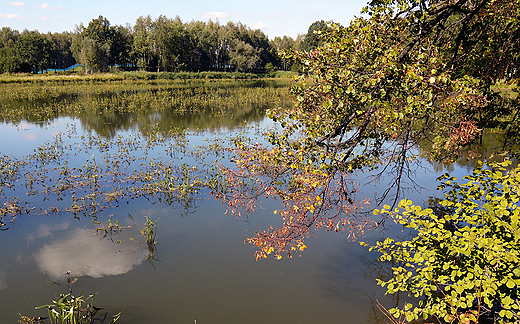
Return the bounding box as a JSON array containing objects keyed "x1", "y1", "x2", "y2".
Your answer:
[
  {"x1": 0, "y1": 80, "x2": 291, "y2": 125},
  {"x1": 0, "y1": 71, "x2": 263, "y2": 86}
]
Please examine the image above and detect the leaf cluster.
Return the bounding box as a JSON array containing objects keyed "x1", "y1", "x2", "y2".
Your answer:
[{"x1": 370, "y1": 160, "x2": 520, "y2": 323}]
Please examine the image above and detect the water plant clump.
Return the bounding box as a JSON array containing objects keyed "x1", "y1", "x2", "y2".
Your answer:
[{"x1": 19, "y1": 291, "x2": 122, "y2": 324}]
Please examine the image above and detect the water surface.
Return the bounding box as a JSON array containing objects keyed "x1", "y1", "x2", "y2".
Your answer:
[{"x1": 0, "y1": 80, "x2": 485, "y2": 324}]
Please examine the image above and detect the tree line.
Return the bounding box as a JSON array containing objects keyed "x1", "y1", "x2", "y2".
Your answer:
[{"x1": 0, "y1": 15, "x2": 328, "y2": 74}]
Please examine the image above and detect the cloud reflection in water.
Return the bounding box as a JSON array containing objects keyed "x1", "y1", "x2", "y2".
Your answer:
[{"x1": 35, "y1": 228, "x2": 147, "y2": 279}]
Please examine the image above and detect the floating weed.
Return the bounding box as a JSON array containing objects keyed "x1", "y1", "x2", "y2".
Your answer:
[
  {"x1": 92, "y1": 216, "x2": 133, "y2": 243},
  {"x1": 0, "y1": 79, "x2": 291, "y2": 131},
  {"x1": 0, "y1": 79, "x2": 291, "y2": 229}
]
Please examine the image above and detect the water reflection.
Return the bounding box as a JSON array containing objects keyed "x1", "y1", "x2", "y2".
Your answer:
[
  {"x1": 0, "y1": 270, "x2": 6, "y2": 291},
  {"x1": 77, "y1": 102, "x2": 266, "y2": 138},
  {"x1": 35, "y1": 228, "x2": 146, "y2": 279},
  {"x1": 26, "y1": 222, "x2": 71, "y2": 244},
  {"x1": 422, "y1": 129, "x2": 518, "y2": 173},
  {"x1": 0, "y1": 80, "x2": 291, "y2": 138}
]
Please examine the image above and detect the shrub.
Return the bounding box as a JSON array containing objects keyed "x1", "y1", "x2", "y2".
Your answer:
[{"x1": 366, "y1": 160, "x2": 520, "y2": 323}]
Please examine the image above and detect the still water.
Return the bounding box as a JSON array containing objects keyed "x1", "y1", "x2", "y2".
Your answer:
[{"x1": 0, "y1": 80, "x2": 481, "y2": 323}]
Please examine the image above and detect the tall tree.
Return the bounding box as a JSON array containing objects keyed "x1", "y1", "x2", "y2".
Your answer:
[
  {"x1": 17, "y1": 30, "x2": 51, "y2": 73},
  {"x1": 151, "y1": 15, "x2": 189, "y2": 72},
  {"x1": 300, "y1": 20, "x2": 330, "y2": 51},
  {"x1": 270, "y1": 35, "x2": 295, "y2": 70},
  {"x1": 229, "y1": 40, "x2": 259, "y2": 72},
  {"x1": 45, "y1": 32, "x2": 75, "y2": 70},
  {"x1": 216, "y1": 0, "x2": 520, "y2": 260},
  {"x1": 132, "y1": 15, "x2": 156, "y2": 70},
  {"x1": 186, "y1": 20, "x2": 212, "y2": 71},
  {"x1": 0, "y1": 27, "x2": 20, "y2": 72},
  {"x1": 72, "y1": 36, "x2": 110, "y2": 73},
  {"x1": 73, "y1": 15, "x2": 133, "y2": 72}
]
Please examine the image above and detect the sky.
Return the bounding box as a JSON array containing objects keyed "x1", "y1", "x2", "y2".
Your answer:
[{"x1": 0, "y1": 0, "x2": 369, "y2": 39}]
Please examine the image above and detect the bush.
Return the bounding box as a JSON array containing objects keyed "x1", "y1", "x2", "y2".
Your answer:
[{"x1": 366, "y1": 160, "x2": 520, "y2": 323}]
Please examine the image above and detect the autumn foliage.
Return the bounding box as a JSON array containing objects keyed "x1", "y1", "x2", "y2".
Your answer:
[{"x1": 214, "y1": 0, "x2": 519, "y2": 260}]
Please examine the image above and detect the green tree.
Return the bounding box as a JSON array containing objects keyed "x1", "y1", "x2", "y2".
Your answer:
[
  {"x1": 300, "y1": 20, "x2": 330, "y2": 51},
  {"x1": 229, "y1": 40, "x2": 259, "y2": 72},
  {"x1": 205, "y1": 20, "x2": 231, "y2": 71},
  {"x1": 151, "y1": 15, "x2": 189, "y2": 72},
  {"x1": 270, "y1": 35, "x2": 295, "y2": 70},
  {"x1": 17, "y1": 30, "x2": 52, "y2": 73},
  {"x1": 111, "y1": 24, "x2": 133, "y2": 68},
  {"x1": 216, "y1": 0, "x2": 519, "y2": 259},
  {"x1": 0, "y1": 27, "x2": 20, "y2": 72},
  {"x1": 72, "y1": 36, "x2": 110, "y2": 73},
  {"x1": 132, "y1": 15, "x2": 155, "y2": 70},
  {"x1": 185, "y1": 20, "x2": 212, "y2": 71},
  {"x1": 45, "y1": 32, "x2": 75, "y2": 70},
  {"x1": 73, "y1": 16, "x2": 133, "y2": 72},
  {"x1": 368, "y1": 160, "x2": 520, "y2": 323}
]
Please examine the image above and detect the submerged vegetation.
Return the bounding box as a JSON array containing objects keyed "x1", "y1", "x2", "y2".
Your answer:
[
  {"x1": 0, "y1": 76, "x2": 291, "y2": 321},
  {"x1": 0, "y1": 77, "x2": 292, "y2": 232}
]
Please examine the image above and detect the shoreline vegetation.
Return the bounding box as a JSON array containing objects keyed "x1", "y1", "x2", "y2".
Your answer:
[{"x1": 0, "y1": 70, "x2": 298, "y2": 84}]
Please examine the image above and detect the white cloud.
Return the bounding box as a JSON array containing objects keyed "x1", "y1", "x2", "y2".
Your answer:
[
  {"x1": 38, "y1": 3, "x2": 62, "y2": 10},
  {"x1": 249, "y1": 21, "x2": 269, "y2": 30},
  {"x1": 39, "y1": 15, "x2": 52, "y2": 20},
  {"x1": 201, "y1": 11, "x2": 230, "y2": 20},
  {"x1": 5, "y1": 1, "x2": 25, "y2": 6},
  {"x1": 35, "y1": 228, "x2": 146, "y2": 279},
  {"x1": 26, "y1": 222, "x2": 70, "y2": 244},
  {"x1": 0, "y1": 13, "x2": 26, "y2": 20}
]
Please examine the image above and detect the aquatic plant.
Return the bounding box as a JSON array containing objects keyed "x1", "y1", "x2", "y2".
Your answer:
[
  {"x1": 141, "y1": 215, "x2": 160, "y2": 269},
  {"x1": 0, "y1": 79, "x2": 290, "y2": 134},
  {"x1": 19, "y1": 291, "x2": 122, "y2": 324},
  {"x1": 142, "y1": 215, "x2": 157, "y2": 248}
]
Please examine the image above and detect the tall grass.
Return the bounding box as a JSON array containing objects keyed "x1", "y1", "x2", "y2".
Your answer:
[{"x1": 0, "y1": 71, "x2": 276, "y2": 85}]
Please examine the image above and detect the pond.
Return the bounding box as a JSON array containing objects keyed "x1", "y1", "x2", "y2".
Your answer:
[{"x1": 0, "y1": 79, "x2": 491, "y2": 324}]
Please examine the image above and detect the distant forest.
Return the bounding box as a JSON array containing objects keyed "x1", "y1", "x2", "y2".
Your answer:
[{"x1": 0, "y1": 15, "x2": 329, "y2": 74}]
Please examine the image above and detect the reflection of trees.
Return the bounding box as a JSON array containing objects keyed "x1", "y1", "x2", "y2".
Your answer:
[
  {"x1": 0, "y1": 80, "x2": 290, "y2": 137},
  {"x1": 420, "y1": 129, "x2": 518, "y2": 174},
  {"x1": 77, "y1": 102, "x2": 266, "y2": 137}
]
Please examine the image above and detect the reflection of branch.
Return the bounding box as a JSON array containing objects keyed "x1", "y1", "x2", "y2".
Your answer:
[{"x1": 377, "y1": 300, "x2": 406, "y2": 324}]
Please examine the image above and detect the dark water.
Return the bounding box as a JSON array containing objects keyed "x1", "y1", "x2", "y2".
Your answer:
[{"x1": 0, "y1": 81, "x2": 489, "y2": 324}]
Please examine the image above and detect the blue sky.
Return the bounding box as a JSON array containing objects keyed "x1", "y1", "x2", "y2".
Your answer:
[{"x1": 0, "y1": 0, "x2": 368, "y2": 39}]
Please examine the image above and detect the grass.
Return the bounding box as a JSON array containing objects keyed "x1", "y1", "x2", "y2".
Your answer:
[{"x1": 0, "y1": 70, "x2": 297, "y2": 84}]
